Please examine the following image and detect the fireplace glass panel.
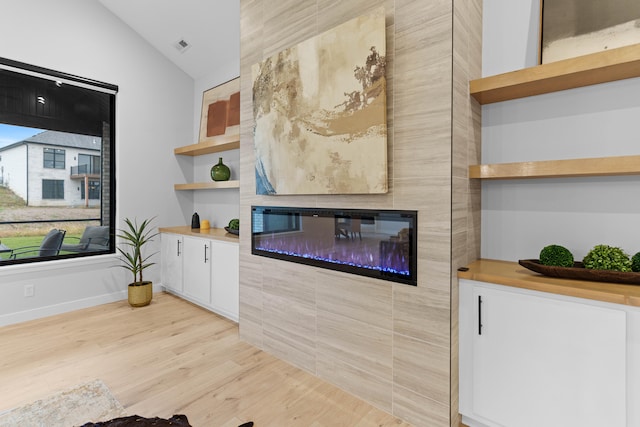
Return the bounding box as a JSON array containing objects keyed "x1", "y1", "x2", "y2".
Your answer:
[{"x1": 251, "y1": 206, "x2": 417, "y2": 285}]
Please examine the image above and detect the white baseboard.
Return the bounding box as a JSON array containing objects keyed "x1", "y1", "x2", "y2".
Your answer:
[{"x1": 0, "y1": 290, "x2": 127, "y2": 327}]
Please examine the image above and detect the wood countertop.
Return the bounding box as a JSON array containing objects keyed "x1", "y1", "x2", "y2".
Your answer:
[
  {"x1": 458, "y1": 259, "x2": 640, "y2": 308},
  {"x1": 159, "y1": 226, "x2": 239, "y2": 243}
]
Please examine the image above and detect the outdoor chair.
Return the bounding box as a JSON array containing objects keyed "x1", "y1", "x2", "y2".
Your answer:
[
  {"x1": 8, "y1": 229, "x2": 66, "y2": 259},
  {"x1": 335, "y1": 218, "x2": 362, "y2": 240},
  {"x1": 61, "y1": 225, "x2": 110, "y2": 253}
]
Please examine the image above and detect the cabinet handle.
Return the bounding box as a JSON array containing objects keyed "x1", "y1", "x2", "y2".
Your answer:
[
  {"x1": 177, "y1": 239, "x2": 181, "y2": 256},
  {"x1": 478, "y1": 295, "x2": 483, "y2": 335},
  {"x1": 204, "y1": 244, "x2": 209, "y2": 263}
]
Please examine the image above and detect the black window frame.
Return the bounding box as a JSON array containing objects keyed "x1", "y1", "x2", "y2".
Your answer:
[
  {"x1": 43, "y1": 147, "x2": 65, "y2": 169},
  {"x1": 0, "y1": 57, "x2": 118, "y2": 265},
  {"x1": 42, "y1": 179, "x2": 65, "y2": 200},
  {"x1": 78, "y1": 153, "x2": 101, "y2": 175}
]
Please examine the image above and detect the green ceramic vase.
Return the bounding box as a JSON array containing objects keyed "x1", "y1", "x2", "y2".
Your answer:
[{"x1": 210, "y1": 157, "x2": 230, "y2": 181}]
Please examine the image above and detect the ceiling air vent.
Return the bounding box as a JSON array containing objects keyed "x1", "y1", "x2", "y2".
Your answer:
[{"x1": 174, "y1": 38, "x2": 191, "y2": 53}]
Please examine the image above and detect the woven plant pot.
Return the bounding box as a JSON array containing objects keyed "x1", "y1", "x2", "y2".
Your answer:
[{"x1": 128, "y1": 281, "x2": 153, "y2": 307}]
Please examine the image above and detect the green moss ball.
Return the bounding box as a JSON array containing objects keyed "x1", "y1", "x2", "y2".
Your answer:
[
  {"x1": 583, "y1": 245, "x2": 632, "y2": 272},
  {"x1": 228, "y1": 218, "x2": 239, "y2": 230},
  {"x1": 632, "y1": 252, "x2": 640, "y2": 273},
  {"x1": 539, "y1": 244, "x2": 574, "y2": 267}
]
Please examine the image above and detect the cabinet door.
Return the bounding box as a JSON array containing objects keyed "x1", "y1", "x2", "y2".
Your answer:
[
  {"x1": 161, "y1": 233, "x2": 183, "y2": 292},
  {"x1": 210, "y1": 240, "x2": 239, "y2": 321},
  {"x1": 182, "y1": 236, "x2": 211, "y2": 305},
  {"x1": 472, "y1": 285, "x2": 626, "y2": 427}
]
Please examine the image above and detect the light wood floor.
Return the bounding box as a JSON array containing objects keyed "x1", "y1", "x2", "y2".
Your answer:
[{"x1": 0, "y1": 292, "x2": 412, "y2": 426}]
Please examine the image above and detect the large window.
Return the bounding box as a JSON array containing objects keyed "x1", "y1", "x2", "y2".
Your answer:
[
  {"x1": 43, "y1": 148, "x2": 65, "y2": 169},
  {"x1": 78, "y1": 154, "x2": 100, "y2": 175},
  {"x1": 0, "y1": 58, "x2": 117, "y2": 265},
  {"x1": 42, "y1": 179, "x2": 64, "y2": 199}
]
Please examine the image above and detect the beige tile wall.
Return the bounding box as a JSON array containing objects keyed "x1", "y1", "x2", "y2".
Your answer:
[{"x1": 238, "y1": 1, "x2": 482, "y2": 426}]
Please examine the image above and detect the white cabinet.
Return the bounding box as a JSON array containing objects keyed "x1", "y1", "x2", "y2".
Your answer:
[
  {"x1": 460, "y1": 279, "x2": 627, "y2": 427},
  {"x1": 161, "y1": 233, "x2": 183, "y2": 292},
  {"x1": 182, "y1": 236, "x2": 211, "y2": 305},
  {"x1": 160, "y1": 230, "x2": 239, "y2": 322},
  {"x1": 210, "y1": 240, "x2": 239, "y2": 320}
]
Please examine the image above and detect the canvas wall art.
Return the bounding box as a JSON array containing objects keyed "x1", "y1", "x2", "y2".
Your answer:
[
  {"x1": 252, "y1": 7, "x2": 387, "y2": 195},
  {"x1": 541, "y1": 0, "x2": 640, "y2": 64},
  {"x1": 199, "y1": 77, "x2": 240, "y2": 144}
]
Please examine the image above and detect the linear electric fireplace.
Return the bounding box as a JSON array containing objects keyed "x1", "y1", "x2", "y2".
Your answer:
[{"x1": 251, "y1": 206, "x2": 417, "y2": 286}]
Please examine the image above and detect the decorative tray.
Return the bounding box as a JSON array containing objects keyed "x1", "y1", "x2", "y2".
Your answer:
[
  {"x1": 518, "y1": 259, "x2": 640, "y2": 285},
  {"x1": 224, "y1": 227, "x2": 239, "y2": 235}
]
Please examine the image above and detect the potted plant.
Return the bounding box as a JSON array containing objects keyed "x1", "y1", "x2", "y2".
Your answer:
[{"x1": 117, "y1": 217, "x2": 158, "y2": 307}]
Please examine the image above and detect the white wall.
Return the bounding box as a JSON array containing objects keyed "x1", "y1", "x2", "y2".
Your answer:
[
  {"x1": 482, "y1": 0, "x2": 540, "y2": 76},
  {"x1": 481, "y1": 1, "x2": 640, "y2": 262},
  {"x1": 0, "y1": 0, "x2": 194, "y2": 326}
]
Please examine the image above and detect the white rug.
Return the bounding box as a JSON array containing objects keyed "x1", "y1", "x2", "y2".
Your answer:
[{"x1": 0, "y1": 379, "x2": 126, "y2": 427}]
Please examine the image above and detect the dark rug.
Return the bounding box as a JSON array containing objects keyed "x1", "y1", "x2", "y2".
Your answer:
[
  {"x1": 80, "y1": 414, "x2": 254, "y2": 427},
  {"x1": 80, "y1": 415, "x2": 191, "y2": 426}
]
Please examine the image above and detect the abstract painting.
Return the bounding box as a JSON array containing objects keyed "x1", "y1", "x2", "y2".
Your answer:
[
  {"x1": 199, "y1": 77, "x2": 240, "y2": 144},
  {"x1": 252, "y1": 7, "x2": 387, "y2": 195}
]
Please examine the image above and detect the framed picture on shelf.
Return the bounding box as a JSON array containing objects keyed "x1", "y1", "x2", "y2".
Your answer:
[
  {"x1": 540, "y1": 0, "x2": 640, "y2": 64},
  {"x1": 198, "y1": 77, "x2": 240, "y2": 144}
]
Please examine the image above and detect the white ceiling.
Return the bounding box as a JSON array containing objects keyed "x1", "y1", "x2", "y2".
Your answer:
[{"x1": 98, "y1": 0, "x2": 240, "y2": 80}]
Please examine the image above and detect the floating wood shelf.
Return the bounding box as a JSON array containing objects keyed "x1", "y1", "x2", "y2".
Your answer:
[
  {"x1": 469, "y1": 155, "x2": 640, "y2": 180},
  {"x1": 174, "y1": 134, "x2": 240, "y2": 156},
  {"x1": 174, "y1": 180, "x2": 240, "y2": 191},
  {"x1": 470, "y1": 43, "x2": 640, "y2": 104}
]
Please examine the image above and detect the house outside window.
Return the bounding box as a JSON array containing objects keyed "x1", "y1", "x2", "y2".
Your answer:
[
  {"x1": 43, "y1": 148, "x2": 65, "y2": 169},
  {"x1": 42, "y1": 179, "x2": 64, "y2": 199}
]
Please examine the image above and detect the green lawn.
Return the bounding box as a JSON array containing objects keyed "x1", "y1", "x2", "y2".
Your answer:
[{"x1": 0, "y1": 234, "x2": 81, "y2": 260}]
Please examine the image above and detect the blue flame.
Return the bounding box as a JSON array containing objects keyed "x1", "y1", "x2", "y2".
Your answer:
[{"x1": 255, "y1": 246, "x2": 410, "y2": 276}]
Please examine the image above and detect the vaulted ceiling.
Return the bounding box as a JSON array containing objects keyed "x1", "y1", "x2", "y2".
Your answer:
[{"x1": 98, "y1": 0, "x2": 240, "y2": 80}]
